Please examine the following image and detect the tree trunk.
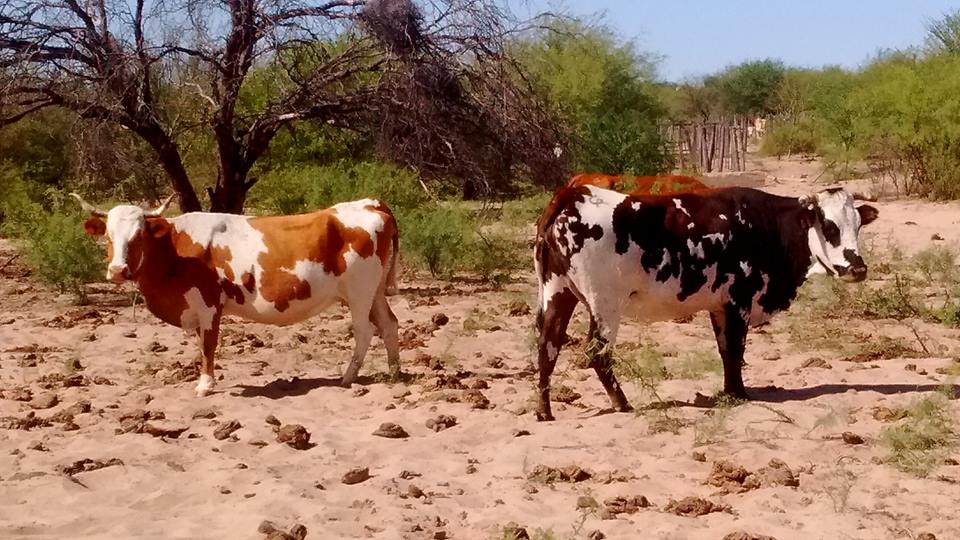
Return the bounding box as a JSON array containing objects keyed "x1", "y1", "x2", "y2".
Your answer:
[
  {"x1": 136, "y1": 125, "x2": 203, "y2": 212},
  {"x1": 207, "y1": 171, "x2": 257, "y2": 214}
]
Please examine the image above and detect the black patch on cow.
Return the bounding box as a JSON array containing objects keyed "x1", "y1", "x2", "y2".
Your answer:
[
  {"x1": 821, "y1": 218, "x2": 841, "y2": 247},
  {"x1": 823, "y1": 187, "x2": 844, "y2": 194}
]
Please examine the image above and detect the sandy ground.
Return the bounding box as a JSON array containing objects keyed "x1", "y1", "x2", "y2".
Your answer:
[{"x1": 1, "y1": 156, "x2": 960, "y2": 540}]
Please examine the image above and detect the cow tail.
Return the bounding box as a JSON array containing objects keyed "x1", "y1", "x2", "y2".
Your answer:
[{"x1": 385, "y1": 221, "x2": 400, "y2": 296}]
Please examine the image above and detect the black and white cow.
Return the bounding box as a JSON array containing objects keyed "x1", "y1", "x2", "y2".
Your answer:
[{"x1": 533, "y1": 185, "x2": 879, "y2": 421}]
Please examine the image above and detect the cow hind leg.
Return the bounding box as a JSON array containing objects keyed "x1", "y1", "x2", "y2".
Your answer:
[
  {"x1": 709, "y1": 304, "x2": 749, "y2": 399},
  {"x1": 370, "y1": 287, "x2": 401, "y2": 380},
  {"x1": 341, "y1": 284, "x2": 377, "y2": 387},
  {"x1": 536, "y1": 286, "x2": 578, "y2": 421},
  {"x1": 195, "y1": 310, "x2": 222, "y2": 397},
  {"x1": 586, "y1": 309, "x2": 632, "y2": 413}
]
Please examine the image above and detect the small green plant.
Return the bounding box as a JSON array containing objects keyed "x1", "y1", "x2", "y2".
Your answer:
[
  {"x1": 614, "y1": 340, "x2": 669, "y2": 389},
  {"x1": 879, "y1": 392, "x2": 955, "y2": 477},
  {"x1": 672, "y1": 348, "x2": 723, "y2": 379},
  {"x1": 693, "y1": 393, "x2": 740, "y2": 446}
]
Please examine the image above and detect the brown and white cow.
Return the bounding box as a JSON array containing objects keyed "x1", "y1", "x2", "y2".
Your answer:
[
  {"x1": 533, "y1": 185, "x2": 878, "y2": 420},
  {"x1": 74, "y1": 194, "x2": 400, "y2": 397}
]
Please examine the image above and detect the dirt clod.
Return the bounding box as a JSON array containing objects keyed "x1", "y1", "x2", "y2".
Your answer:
[
  {"x1": 842, "y1": 432, "x2": 864, "y2": 445},
  {"x1": 722, "y1": 533, "x2": 778, "y2": 540},
  {"x1": 692, "y1": 451, "x2": 706, "y2": 462},
  {"x1": 800, "y1": 357, "x2": 831, "y2": 369},
  {"x1": 551, "y1": 384, "x2": 581, "y2": 404},
  {"x1": 426, "y1": 415, "x2": 457, "y2": 432},
  {"x1": 527, "y1": 464, "x2": 591, "y2": 484},
  {"x1": 604, "y1": 495, "x2": 651, "y2": 515},
  {"x1": 265, "y1": 414, "x2": 281, "y2": 426},
  {"x1": 275, "y1": 424, "x2": 311, "y2": 450},
  {"x1": 502, "y1": 522, "x2": 529, "y2": 539},
  {"x1": 462, "y1": 389, "x2": 490, "y2": 409},
  {"x1": 372, "y1": 422, "x2": 409, "y2": 439},
  {"x1": 28, "y1": 393, "x2": 58, "y2": 410},
  {"x1": 664, "y1": 496, "x2": 731, "y2": 517},
  {"x1": 342, "y1": 467, "x2": 371, "y2": 485},
  {"x1": 57, "y1": 457, "x2": 123, "y2": 476},
  {"x1": 431, "y1": 313, "x2": 449, "y2": 326},
  {"x1": 213, "y1": 420, "x2": 242, "y2": 440}
]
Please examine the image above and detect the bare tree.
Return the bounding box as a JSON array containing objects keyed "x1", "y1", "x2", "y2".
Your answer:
[{"x1": 0, "y1": 0, "x2": 566, "y2": 212}]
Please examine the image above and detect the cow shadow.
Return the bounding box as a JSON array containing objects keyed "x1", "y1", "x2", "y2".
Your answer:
[
  {"x1": 234, "y1": 371, "x2": 423, "y2": 399},
  {"x1": 637, "y1": 383, "x2": 956, "y2": 410},
  {"x1": 750, "y1": 383, "x2": 958, "y2": 403}
]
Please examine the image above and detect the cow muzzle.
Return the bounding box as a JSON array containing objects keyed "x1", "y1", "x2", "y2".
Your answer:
[
  {"x1": 836, "y1": 264, "x2": 867, "y2": 283},
  {"x1": 107, "y1": 265, "x2": 132, "y2": 283}
]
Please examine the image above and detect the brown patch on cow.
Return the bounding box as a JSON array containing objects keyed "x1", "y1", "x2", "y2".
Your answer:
[
  {"x1": 364, "y1": 202, "x2": 399, "y2": 270},
  {"x1": 210, "y1": 245, "x2": 235, "y2": 281},
  {"x1": 567, "y1": 172, "x2": 710, "y2": 196},
  {"x1": 83, "y1": 217, "x2": 106, "y2": 236},
  {"x1": 131, "y1": 218, "x2": 222, "y2": 329},
  {"x1": 249, "y1": 210, "x2": 377, "y2": 312}
]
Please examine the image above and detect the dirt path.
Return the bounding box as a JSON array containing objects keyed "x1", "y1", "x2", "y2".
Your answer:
[{"x1": 1, "y1": 158, "x2": 959, "y2": 539}]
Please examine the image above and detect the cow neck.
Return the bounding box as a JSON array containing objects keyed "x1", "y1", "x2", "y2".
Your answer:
[
  {"x1": 779, "y1": 202, "x2": 817, "y2": 288},
  {"x1": 132, "y1": 219, "x2": 178, "y2": 292}
]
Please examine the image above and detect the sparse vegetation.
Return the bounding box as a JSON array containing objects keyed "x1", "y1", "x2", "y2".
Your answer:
[
  {"x1": 879, "y1": 391, "x2": 956, "y2": 477},
  {"x1": 693, "y1": 394, "x2": 739, "y2": 446}
]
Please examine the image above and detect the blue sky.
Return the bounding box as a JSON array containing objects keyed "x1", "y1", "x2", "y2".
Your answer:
[{"x1": 516, "y1": 1, "x2": 960, "y2": 81}]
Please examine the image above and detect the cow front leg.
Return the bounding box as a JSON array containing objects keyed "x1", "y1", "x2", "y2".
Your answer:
[
  {"x1": 195, "y1": 310, "x2": 222, "y2": 397},
  {"x1": 536, "y1": 288, "x2": 578, "y2": 421},
  {"x1": 587, "y1": 314, "x2": 632, "y2": 413},
  {"x1": 709, "y1": 304, "x2": 749, "y2": 399}
]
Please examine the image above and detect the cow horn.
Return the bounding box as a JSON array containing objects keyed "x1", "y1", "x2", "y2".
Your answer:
[
  {"x1": 145, "y1": 194, "x2": 176, "y2": 217},
  {"x1": 69, "y1": 192, "x2": 107, "y2": 217},
  {"x1": 852, "y1": 190, "x2": 877, "y2": 202}
]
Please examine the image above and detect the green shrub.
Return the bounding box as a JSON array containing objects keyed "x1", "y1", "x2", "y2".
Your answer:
[
  {"x1": 23, "y1": 210, "x2": 103, "y2": 300},
  {"x1": 401, "y1": 206, "x2": 470, "y2": 277},
  {"x1": 759, "y1": 117, "x2": 820, "y2": 157},
  {"x1": 0, "y1": 165, "x2": 45, "y2": 238}
]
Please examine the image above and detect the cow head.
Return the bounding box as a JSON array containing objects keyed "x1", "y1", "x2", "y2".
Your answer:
[
  {"x1": 800, "y1": 188, "x2": 879, "y2": 282},
  {"x1": 72, "y1": 193, "x2": 175, "y2": 283}
]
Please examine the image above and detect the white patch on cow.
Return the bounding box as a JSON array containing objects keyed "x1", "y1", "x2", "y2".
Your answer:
[
  {"x1": 180, "y1": 287, "x2": 215, "y2": 331},
  {"x1": 806, "y1": 189, "x2": 867, "y2": 274},
  {"x1": 719, "y1": 214, "x2": 728, "y2": 221},
  {"x1": 740, "y1": 261, "x2": 752, "y2": 276},
  {"x1": 687, "y1": 223, "x2": 695, "y2": 230},
  {"x1": 735, "y1": 209, "x2": 745, "y2": 224},
  {"x1": 546, "y1": 342, "x2": 558, "y2": 362},
  {"x1": 687, "y1": 238, "x2": 705, "y2": 259},
  {"x1": 673, "y1": 199, "x2": 690, "y2": 216},
  {"x1": 747, "y1": 273, "x2": 773, "y2": 326},
  {"x1": 631, "y1": 201, "x2": 642, "y2": 211},
  {"x1": 195, "y1": 374, "x2": 215, "y2": 397},
  {"x1": 703, "y1": 232, "x2": 727, "y2": 247},
  {"x1": 333, "y1": 199, "x2": 385, "y2": 235},
  {"x1": 171, "y1": 213, "x2": 267, "y2": 285}
]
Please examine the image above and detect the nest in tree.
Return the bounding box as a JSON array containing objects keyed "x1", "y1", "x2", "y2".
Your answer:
[{"x1": 361, "y1": 0, "x2": 426, "y2": 54}]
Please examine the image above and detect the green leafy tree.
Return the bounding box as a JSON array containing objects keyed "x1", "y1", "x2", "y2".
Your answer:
[
  {"x1": 713, "y1": 59, "x2": 786, "y2": 117},
  {"x1": 515, "y1": 20, "x2": 671, "y2": 175}
]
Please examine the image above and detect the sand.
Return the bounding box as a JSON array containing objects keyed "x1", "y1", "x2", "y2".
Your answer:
[{"x1": 1, "y1": 156, "x2": 959, "y2": 540}]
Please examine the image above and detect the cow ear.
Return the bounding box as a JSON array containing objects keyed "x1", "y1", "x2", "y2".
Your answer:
[
  {"x1": 857, "y1": 204, "x2": 879, "y2": 227},
  {"x1": 145, "y1": 218, "x2": 171, "y2": 238},
  {"x1": 83, "y1": 217, "x2": 106, "y2": 237}
]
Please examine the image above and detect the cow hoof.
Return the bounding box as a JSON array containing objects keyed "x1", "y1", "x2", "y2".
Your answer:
[
  {"x1": 535, "y1": 411, "x2": 555, "y2": 422},
  {"x1": 195, "y1": 374, "x2": 215, "y2": 397},
  {"x1": 720, "y1": 389, "x2": 749, "y2": 402},
  {"x1": 616, "y1": 403, "x2": 635, "y2": 413}
]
